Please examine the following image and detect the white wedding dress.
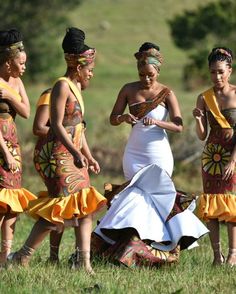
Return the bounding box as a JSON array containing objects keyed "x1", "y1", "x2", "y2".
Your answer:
[{"x1": 94, "y1": 104, "x2": 208, "y2": 251}]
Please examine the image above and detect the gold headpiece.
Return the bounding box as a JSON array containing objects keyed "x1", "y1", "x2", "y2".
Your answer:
[{"x1": 0, "y1": 41, "x2": 24, "y2": 59}]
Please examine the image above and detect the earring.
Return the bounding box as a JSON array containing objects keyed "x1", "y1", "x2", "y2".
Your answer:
[{"x1": 6, "y1": 63, "x2": 11, "y2": 74}]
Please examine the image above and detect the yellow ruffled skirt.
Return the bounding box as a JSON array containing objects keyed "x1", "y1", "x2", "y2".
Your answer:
[
  {"x1": 27, "y1": 186, "x2": 107, "y2": 225},
  {"x1": 0, "y1": 188, "x2": 37, "y2": 214},
  {"x1": 197, "y1": 193, "x2": 236, "y2": 222}
]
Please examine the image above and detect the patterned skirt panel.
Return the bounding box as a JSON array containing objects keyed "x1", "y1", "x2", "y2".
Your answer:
[{"x1": 0, "y1": 115, "x2": 21, "y2": 189}]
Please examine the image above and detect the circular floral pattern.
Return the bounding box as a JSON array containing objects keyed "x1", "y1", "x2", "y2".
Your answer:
[
  {"x1": 202, "y1": 143, "x2": 230, "y2": 176},
  {"x1": 36, "y1": 141, "x2": 56, "y2": 178}
]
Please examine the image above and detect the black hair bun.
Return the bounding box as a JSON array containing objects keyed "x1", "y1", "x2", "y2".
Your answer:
[
  {"x1": 0, "y1": 28, "x2": 23, "y2": 46},
  {"x1": 62, "y1": 27, "x2": 87, "y2": 54},
  {"x1": 139, "y1": 42, "x2": 160, "y2": 52}
]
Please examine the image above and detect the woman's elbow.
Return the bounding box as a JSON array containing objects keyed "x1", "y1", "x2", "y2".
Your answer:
[
  {"x1": 24, "y1": 113, "x2": 30, "y2": 119},
  {"x1": 173, "y1": 117, "x2": 183, "y2": 133},
  {"x1": 21, "y1": 108, "x2": 30, "y2": 119},
  {"x1": 32, "y1": 128, "x2": 37, "y2": 136},
  {"x1": 51, "y1": 121, "x2": 61, "y2": 133},
  {"x1": 176, "y1": 125, "x2": 183, "y2": 133},
  {"x1": 198, "y1": 134, "x2": 206, "y2": 141},
  {"x1": 109, "y1": 116, "x2": 116, "y2": 126},
  {"x1": 33, "y1": 122, "x2": 42, "y2": 136},
  {"x1": 32, "y1": 127, "x2": 40, "y2": 136},
  {"x1": 21, "y1": 111, "x2": 30, "y2": 119},
  {"x1": 196, "y1": 131, "x2": 206, "y2": 141}
]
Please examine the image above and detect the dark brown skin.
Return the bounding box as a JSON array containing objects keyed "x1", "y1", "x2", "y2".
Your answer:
[
  {"x1": 0, "y1": 51, "x2": 29, "y2": 172},
  {"x1": 110, "y1": 63, "x2": 183, "y2": 133},
  {"x1": 193, "y1": 60, "x2": 236, "y2": 180}
]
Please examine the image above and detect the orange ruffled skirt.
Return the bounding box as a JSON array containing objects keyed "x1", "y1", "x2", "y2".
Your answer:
[
  {"x1": 197, "y1": 193, "x2": 236, "y2": 223},
  {"x1": 0, "y1": 188, "x2": 37, "y2": 214},
  {"x1": 27, "y1": 186, "x2": 107, "y2": 225}
]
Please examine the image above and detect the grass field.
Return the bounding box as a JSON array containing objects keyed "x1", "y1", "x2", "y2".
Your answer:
[
  {"x1": 1, "y1": 0, "x2": 236, "y2": 293},
  {"x1": 0, "y1": 215, "x2": 236, "y2": 294}
]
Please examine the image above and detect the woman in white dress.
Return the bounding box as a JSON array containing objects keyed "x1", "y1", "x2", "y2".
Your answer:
[{"x1": 92, "y1": 42, "x2": 208, "y2": 268}]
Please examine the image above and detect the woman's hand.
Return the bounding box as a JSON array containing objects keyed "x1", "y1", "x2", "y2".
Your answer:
[
  {"x1": 121, "y1": 113, "x2": 138, "y2": 125},
  {"x1": 88, "y1": 157, "x2": 100, "y2": 174},
  {"x1": 192, "y1": 107, "x2": 204, "y2": 120},
  {"x1": 4, "y1": 151, "x2": 18, "y2": 173},
  {"x1": 73, "y1": 152, "x2": 88, "y2": 169},
  {"x1": 142, "y1": 117, "x2": 157, "y2": 126},
  {"x1": 222, "y1": 160, "x2": 235, "y2": 181}
]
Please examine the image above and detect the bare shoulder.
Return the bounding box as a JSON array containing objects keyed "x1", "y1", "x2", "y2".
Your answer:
[
  {"x1": 123, "y1": 81, "x2": 139, "y2": 91},
  {"x1": 120, "y1": 81, "x2": 139, "y2": 96},
  {"x1": 157, "y1": 83, "x2": 174, "y2": 95},
  {"x1": 159, "y1": 84, "x2": 176, "y2": 100},
  {"x1": 15, "y1": 77, "x2": 23, "y2": 85},
  {"x1": 158, "y1": 82, "x2": 171, "y2": 91},
  {"x1": 197, "y1": 93, "x2": 204, "y2": 100},
  {"x1": 11, "y1": 77, "x2": 23, "y2": 87},
  {"x1": 52, "y1": 79, "x2": 70, "y2": 94},
  {"x1": 196, "y1": 92, "x2": 206, "y2": 109},
  {"x1": 230, "y1": 84, "x2": 236, "y2": 94},
  {"x1": 55, "y1": 79, "x2": 70, "y2": 89},
  {"x1": 196, "y1": 92, "x2": 206, "y2": 104},
  {"x1": 8, "y1": 77, "x2": 25, "y2": 93}
]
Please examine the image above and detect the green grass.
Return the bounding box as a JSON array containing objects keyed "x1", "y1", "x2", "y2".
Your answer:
[
  {"x1": 0, "y1": 215, "x2": 236, "y2": 294},
  {"x1": 2, "y1": 0, "x2": 235, "y2": 293}
]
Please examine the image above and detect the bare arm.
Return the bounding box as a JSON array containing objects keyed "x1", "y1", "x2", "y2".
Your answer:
[
  {"x1": 223, "y1": 144, "x2": 236, "y2": 181},
  {"x1": 81, "y1": 132, "x2": 100, "y2": 174},
  {"x1": 110, "y1": 85, "x2": 138, "y2": 125},
  {"x1": 0, "y1": 130, "x2": 17, "y2": 172},
  {"x1": 143, "y1": 90, "x2": 183, "y2": 132},
  {"x1": 192, "y1": 94, "x2": 208, "y2": 140},
  {"x1": 1, "y1": 78, "x2": 30, "y2": 118},
  {"x1": 81, "y1": 132, "x2": 92, "y2": 159},
  {"x1": 50, "y1": 81, "x2": 87, "y2": 168},
  {"x1": 33, "y1": 105, "x2": 50, "y2": 136}
]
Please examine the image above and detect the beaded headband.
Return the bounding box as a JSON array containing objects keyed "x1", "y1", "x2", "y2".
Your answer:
[{"x1": 0, "y1": 41, "x2": 24, "y2": 59}]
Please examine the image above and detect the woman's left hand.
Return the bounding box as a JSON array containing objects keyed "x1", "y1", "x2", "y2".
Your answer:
[
  {"x1": 222, "y1": 160, "x2": 235, "y2": 181},
  {"x1": 143, "y1": 117, "x2": 157, "y2": 126},
  {"x1": 73, "y1": 152, "x2": 88, "y2": 169},
  {"x1": 88, "y1": 157, "x2": 100, "y2": 174}
]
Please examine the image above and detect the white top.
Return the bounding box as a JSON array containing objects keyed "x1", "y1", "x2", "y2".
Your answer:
[{"x1": 123, "y1": 104, "x2": 173, "y2": 179}]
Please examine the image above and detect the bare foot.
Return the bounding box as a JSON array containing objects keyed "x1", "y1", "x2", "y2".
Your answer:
[
  {"x1": 212, "y1": 254, "x2": 225, "y2": 266},
  {"x1": 226, "y1": 253, "x2": 236, "y2": 267}
]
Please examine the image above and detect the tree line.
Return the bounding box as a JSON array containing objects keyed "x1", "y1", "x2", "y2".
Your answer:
[
  {"x1": 0, "y1": 0, "x2": 84, "y2": 82},
  {"x1": 169, "y1": 0, "x2": 236, "y2": 89}
]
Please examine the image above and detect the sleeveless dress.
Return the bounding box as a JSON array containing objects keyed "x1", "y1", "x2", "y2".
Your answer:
[
  {"x1": 0, "y1": 82, "x2": 36, "y2": 214},
  {"x1": 197, "y1": 90, "x2": 236, "y2": 222},
  {"x1": 28, "y1": 78, "x2": 106, "y2": 225},
  {"x1": 93, "y1": 88, "x2": 208, "y2": 268}
]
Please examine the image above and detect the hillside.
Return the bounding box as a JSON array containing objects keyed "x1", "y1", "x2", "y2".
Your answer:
[{"x1": 19, "y1": 0, "x2": 214, "y2": 193}]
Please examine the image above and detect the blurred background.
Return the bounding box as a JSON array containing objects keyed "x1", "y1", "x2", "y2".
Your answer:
[{"x1": 2, "y1": 0, "x2": 236, "y2": 194}]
